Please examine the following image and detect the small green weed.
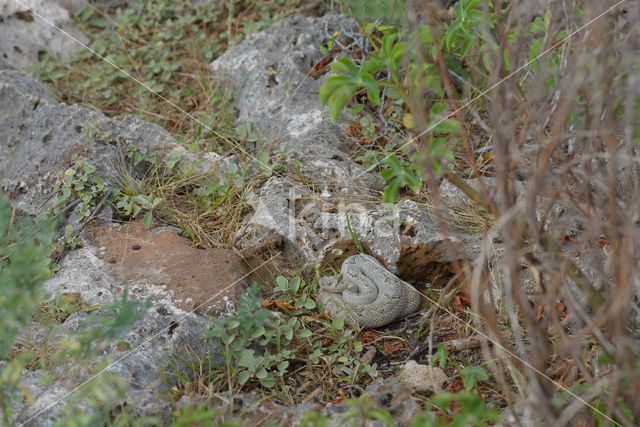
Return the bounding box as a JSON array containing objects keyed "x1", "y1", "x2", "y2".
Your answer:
[
  {"x1": 203, "y1": 278, "x2": 377, "y2": 402},
  {"x1": 321, "y1": 0, "x2": 564, "y2": 205},
  {"x1": 0, "y1": 186, "x2": 150, "y2": 425}
]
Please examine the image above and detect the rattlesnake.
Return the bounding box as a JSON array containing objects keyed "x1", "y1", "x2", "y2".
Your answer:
[{"x1": 317, "y1": 254, "x2": 422, "y2": 328}]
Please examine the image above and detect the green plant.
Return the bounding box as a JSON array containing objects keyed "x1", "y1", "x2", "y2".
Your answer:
[
  {"x1": 431, "y1": 343, "x2": 448, "y2": 370},
  {"x1": 0, "y1": 188, "x2": 55, "y2": 422},
  {"x1": 107, "y1": 142, "x2": 252, "y2": 247},
  {"x1": 0, "y1": 190, "x2": 55, "y2": 360},
  {"x1": 208, "y1": 286, "x2": 312, "y2": 389},
  {"x1": 170, "y1": 402, "x2": 226, "y2": 427},
  {"x1": 204, "y1": 276, "x2": 378, "y2": 401},
  {"x1": 335, "y1": 0, "x2": 405, "y2": 25},
  {"x1": 34, "y1": 292, "x2": 89, "y2": 325},
  {"x1": 46, "y1": 157, "x2": 109, "y2": 255},
  {"x1": 341, "y1": 395, "x2": 395, "y2": 426},
  {"x1": 320, "y1": 4, "x2": 490, "y2": 204},
  {"x1": 273, "y1": 276, "x2": 317, "y2": 310},
  {"x1": 380, "y1": 154, "x2": 423, "y2": 204},
  {"x1": 426, "y1": 365, "x2": 500, "y2": 427},
  {"x1": 0, "y1": 187, "x2": 149, "y2": 424}
]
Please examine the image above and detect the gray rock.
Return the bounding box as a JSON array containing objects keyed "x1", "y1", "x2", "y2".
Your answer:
[
  {"x1": 194, "y1": 375, "x2": 421, "y2": 426},
  {"x1": 0, "y1": 70, "x2": 228, "y2": 216},
  {"x1": 210, "y1": 14, "x2": 383, "y2": 194},
  {"x1": 9, "y1": 235, "x2": 220, "y2": 426},
  {"x1": 0, "y1": 68, "x2": 57, "y2": 101},
  {"x1": 0, "y1": 0, "x2": 88, "y2": 70},
  {"x1": 236, "y1": 177, "x2": 468, "y2": 277}
]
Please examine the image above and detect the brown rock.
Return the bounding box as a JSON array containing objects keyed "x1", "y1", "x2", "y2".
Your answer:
[{"x1": 86, "y1": 221, "x2": 248, "y2": 314}]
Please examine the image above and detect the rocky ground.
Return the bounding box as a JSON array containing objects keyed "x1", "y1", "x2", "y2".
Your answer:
[{"x1": 1, "y1": 1, "x2": 639, "y2": 426}]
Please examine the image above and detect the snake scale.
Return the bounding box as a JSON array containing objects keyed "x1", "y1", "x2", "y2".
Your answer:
[{"x1": 317, "y1": 254, "x2": 422, "y2": 328}]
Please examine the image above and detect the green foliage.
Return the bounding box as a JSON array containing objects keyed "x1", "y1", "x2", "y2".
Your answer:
[
  {"x1": 273, "y1": 276, "x2": 317, "y2": 310},
  {"x1": 431, "y1": 343, "x2": 448, "y2": 370},
  {"x1": 411, "y1": 389, "x2": 501, "y2": 427},
  {"x1": 336, "y1": 0, "x2": 405, "y2": 25},
  {"x1": 341, "y1": 395, "x2": 396, "y2": 425},
  {"x1": 320, "y1": 56, "x2": 382, "y2": 122},
  {"x1": 380, "y1": 155, "x2": 422, "y2": 204},
  {"x1": 320, "y1": 28, "x2": 406, "y2": 122},
  {"x1": 170, "y1": 402, "x2": 228, "y2": 427},
  {"x1": 35, "y1": 292, "x2": 88, "y2": 325},
  {"x1": 208, "y1": 286, "x2": 308, "y2": 389},
  {"x1": 443, "y1": 0, "x2": 491, "y2": 58},
  {"x1": 0, "y1": 187, "x2": 146, "y2": 424},
  {"x1": 206, "y1": 279, "x2": 377, "y2": 395},
  {"x1": 53, "y1": 371, "x2": 130, "y2": 427},
  {"x1": 552, "y1": 381, "x2": 636, "y2": 427},
  {"x1": 75, "y1": 289, "x2": 151, "y2": 356},
  {"x1": 321, "y1": 0, "x2": 568, "y2": 206},
  {"x1": 0, "y1": 188, "x2": 54, "y2": 360},
  {"x1": 50, "y1": 157, "x2": 107, "y2": 223},
  {"x1": 320, "y1": 4, "x2": 494, "y2": 203},
  {"x1": 0, "y1": 182, "x2": 149, "y2": 422},
  {"x1": 460, "y1": 365, "x2": 489, "y2": 391},
  {"x1": 424, "y1": 365, "x2": 499, "y2": 427}
]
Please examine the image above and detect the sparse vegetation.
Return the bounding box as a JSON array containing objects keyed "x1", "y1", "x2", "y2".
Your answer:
[{"x1": 4, "y1": 0, "x2": 637, "y2": 425}]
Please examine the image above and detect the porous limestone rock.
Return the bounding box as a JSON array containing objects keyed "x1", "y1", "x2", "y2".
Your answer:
[
  {"x1": 0, "y1": 0, "x2": 88, "y2": 69},
  {"x1": 11, "y1": 235, "x2": 222, "y2": 426},
  {"x1": 0, "y1": 70, "x2": 236, "y2": 426},
  {"x1": 400, "y1": 361, "x2": 447, "y2": 393},
  {"x1": 0, "y1": 69, "x2": 230, "y2": 216},
  {"x1": 210, "y1": 14, "x2": 383, "y2": 195},
  {"x1": 236, "y1": 177, "x2": 468, "y2": 278}
]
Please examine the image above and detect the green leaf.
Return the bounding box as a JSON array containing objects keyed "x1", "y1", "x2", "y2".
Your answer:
[
  {"x1": 433, "y1": 118, "x2": 461, "y2": 135},
  {"x1": 432, "y1": 343, "x2": 448, "y2": 369},
  {"x1": 290, "y1": 277, "x2": 301, "y2": 294},
  {"x1": 461, "y1": 365, "x2": 489, "y2": 390},
  {"x1": 284, "y1": 327, "x2": 294, "y2": 341},
  {"x1": 163, "y1": 147, "x2": 183, "y2": 171},
  {"x1": 143, "y1": 211, "x2": 153, "y2": 229},
  {"x1": 238, "y1": 349, "x2": 255, "y2": 368},
  {"x1": 383, "y1": 182, "x2": 401, "y2": 205},
  {"x1": 304, "y1": 298, "x2": 317, "y2": 310},
  {"x1": 274, "y1": 276, "x2": 288, "y2": 292},
  {"x1": 432, "y1": 391, "x2": 456, "y2": 411},
  {"x1": 259, "y1": 376, "x2": 275, "y2": 388},
  {"x1": 251, "y1": 325, "x2": 266, "y2": 339},
  {"x1": 371, "y1": 408, "x2": 395, "y2": 425},
  {"x1": 328, "y1": 86, "x2": 353, "y2": 122},
  {"x1": 237, "y1": 370, "x2": 251, "y2": 385},
  {"x1": 332, "y1": 316, "x2": 345, "y2": 331},
  {"x1": 277, "y1": 361, "x2": 289, "y2": 373},
  {"x1": 360, "y1": 74, "x2": 381, "y2": 106},
  {"x1": 299, "y1": 328, "x2": 312, "y2": 338},
  {"x1": 255, "y1": 368, "x2": 269, "y2": 379},
  {"x1": 331, "y1": 56, "x2": 358, "y2": 75}
]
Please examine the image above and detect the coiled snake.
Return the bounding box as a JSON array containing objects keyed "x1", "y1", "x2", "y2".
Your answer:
[{"x1": 317, "y1": 254, "x2": 422, "y2": 328}]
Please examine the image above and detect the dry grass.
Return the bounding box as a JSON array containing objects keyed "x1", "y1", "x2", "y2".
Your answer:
[{"x1": 409, "y1": 1, "x2": 640, "y2": 425}]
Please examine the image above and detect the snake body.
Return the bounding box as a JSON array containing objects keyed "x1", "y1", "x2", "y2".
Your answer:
[{"x1": 317, "y1": 254, "x2": 422, "y2": 328}]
